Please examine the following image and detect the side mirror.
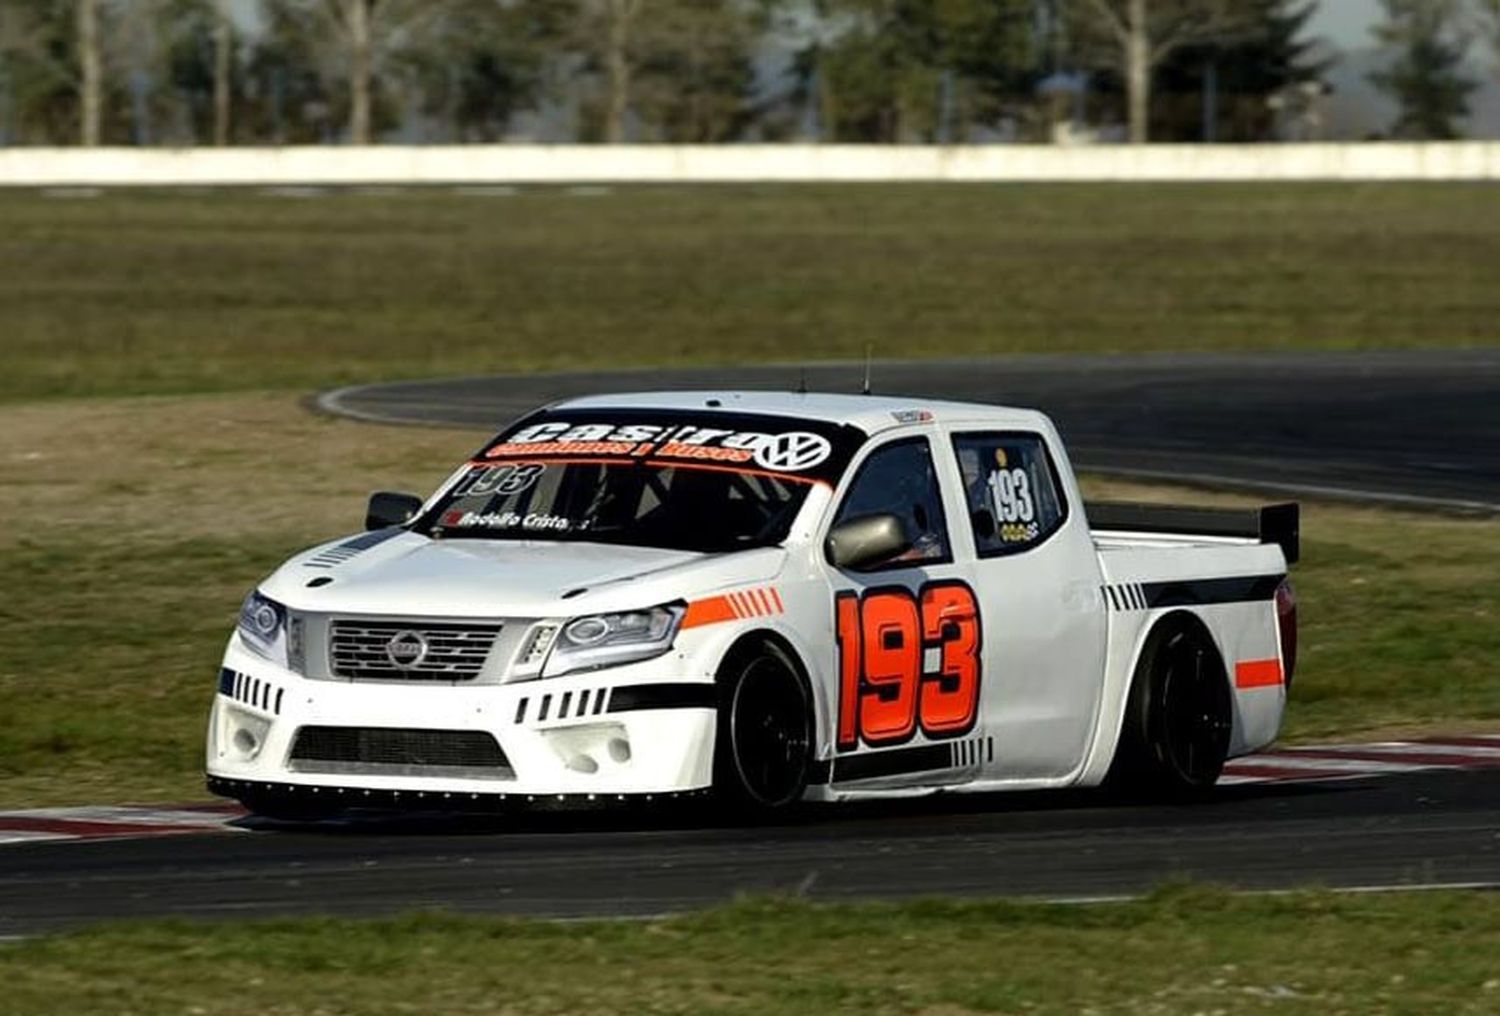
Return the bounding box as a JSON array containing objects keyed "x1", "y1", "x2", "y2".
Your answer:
[
  {"x1": 825, "y1": 513, "x2": 910, "y2": 571},
  {"x1": 366, "y1": 491, "x2": 423, "y2": 531}
]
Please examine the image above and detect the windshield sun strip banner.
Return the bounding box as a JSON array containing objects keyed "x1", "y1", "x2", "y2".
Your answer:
[
  {"x1": 475, "y1": 409, "x2": 867, "y2": 488},
  {"x1": 466, "y1": 456, "x2": 829, "y2": 486}
]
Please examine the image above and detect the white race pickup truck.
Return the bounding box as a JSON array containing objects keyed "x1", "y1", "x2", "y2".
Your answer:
[{"x1": 208, "y1": 391, "x2": 1298, "y2": 818}]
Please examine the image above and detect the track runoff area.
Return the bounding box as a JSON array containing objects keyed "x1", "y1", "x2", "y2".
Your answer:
[{"x1": 2, "y1": 349, "x2": 1495, "y2": 928}]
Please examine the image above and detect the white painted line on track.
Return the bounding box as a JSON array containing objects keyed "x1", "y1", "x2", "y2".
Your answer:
[
  {"x1": 1044, "y1": 881, "x2": 1500, "y2": 907},
  {"x1": 1298, "y1": 741, "x2": 1500, "y2": 759},
  {"x1": 0, "y1": 831, "x2": 75, "y2": 845},
  {"x1": 1225, "y1": 755, "x2": 1433, "y2": 774}
]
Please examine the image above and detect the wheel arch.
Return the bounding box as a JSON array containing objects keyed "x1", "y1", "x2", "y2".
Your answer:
[
  {"x1": 1083, "y1": 607, "x2": 1230, "y2": 784},
  {"x1": 717, "y1": 626, "x2": 825, "y2": 745}
]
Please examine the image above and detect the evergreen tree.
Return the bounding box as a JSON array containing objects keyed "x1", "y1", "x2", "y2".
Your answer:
[
  {"x1": 553, "y1": 0, "x2": 768, "y2": 143},
  {"x1": 792, "y1": 0, "x2": 1034, "y2": 143},
  {"x1": 397, "y1": 0, "x2": 554, "y2": 142},
  {"x1": 1368, "y1": 0, "x2": 1475, "y2": 140},
  {"x1": 1154, "y1": 0, "x2": 1328, "y2": 141},
  {"x1": 629, "y1": 0, "x2": 764, "y2": 142}
]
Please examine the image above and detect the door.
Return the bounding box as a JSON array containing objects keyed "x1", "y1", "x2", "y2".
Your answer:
[
  {"x1": 822, "y1": 436, "x2": 989, "y2": 789},
  {"x1": 947, "y1": 430, "x2": 1107, "y2": 781}
]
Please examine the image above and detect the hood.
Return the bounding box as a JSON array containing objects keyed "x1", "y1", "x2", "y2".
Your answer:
[{"x1": 262, "y1": 531, "x2": 786, "y2": 618}]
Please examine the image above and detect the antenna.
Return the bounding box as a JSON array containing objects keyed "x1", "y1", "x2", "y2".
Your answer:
[
  {"x1": 861, "y1": 345, "x2": 873, "y2": 395},
  {"x1": 796, "y1": 366, "x2": 808, "y2": 395}
]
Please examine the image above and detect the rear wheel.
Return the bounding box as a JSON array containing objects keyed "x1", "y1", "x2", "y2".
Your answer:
[
  {"x1": 713, "y1": 640, "x2": 813, "y2": 814},
  {"x1": 1110, "y1": 616, "x2": 1232, "y2": 797}
]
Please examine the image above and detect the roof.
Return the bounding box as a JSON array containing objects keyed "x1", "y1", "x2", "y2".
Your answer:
[{"x1": 551, "y1": 390, "x2": 1052, "y2": 436}]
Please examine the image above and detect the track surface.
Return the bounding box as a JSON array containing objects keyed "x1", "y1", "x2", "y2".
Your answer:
[
  {"x1": 4, "y1": 768, "x2": 1500, "y2": 934},
  {"x1": 6, "y1": 350, "x2": 1493, "y2": 933},
  {"x1": 318, "y1": 349, "x2": 1500, "y2": 512}
]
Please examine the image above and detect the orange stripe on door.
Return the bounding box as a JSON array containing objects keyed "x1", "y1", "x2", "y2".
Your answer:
[{"x1": 1235, "y1": 658, "x2": 1283, "y2": 689}]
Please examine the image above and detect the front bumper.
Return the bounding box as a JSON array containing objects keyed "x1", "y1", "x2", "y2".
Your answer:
[{"x1": 206, "y1": 637, "x2": 718, "y2": 804}]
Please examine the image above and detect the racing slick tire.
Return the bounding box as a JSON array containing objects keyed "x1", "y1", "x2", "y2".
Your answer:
[
  {"x1": 1109, "y1": 614, "x2": 1232, "y2": 798},
  {"x1": 713, "y1": 638, "x2": 814, "y2": 815}
]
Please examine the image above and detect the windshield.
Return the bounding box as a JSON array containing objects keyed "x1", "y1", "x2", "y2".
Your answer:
[{"x1": 418, "y1": 408, "x2": 866, "y2": 553}]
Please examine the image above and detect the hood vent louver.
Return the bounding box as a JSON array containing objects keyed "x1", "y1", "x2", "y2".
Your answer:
[{"x1": 305, "y1": 527, "x2": 405, "y2": 570}]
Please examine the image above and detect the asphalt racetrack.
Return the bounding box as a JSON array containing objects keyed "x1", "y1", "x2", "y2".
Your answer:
[
  {"x1": 4, "y1": 770, "x2": 1500, "y2": 934},
  {"x1": 3, "y1": 348, "x2": 1496, "y2": 934},
  {"x1": 318, "y1": 349, "x2": 1500, "y2": 513}
]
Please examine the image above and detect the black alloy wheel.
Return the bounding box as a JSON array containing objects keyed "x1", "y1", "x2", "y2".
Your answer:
[
  {"x1": 1154, "y1": 627, "x2": 1233, "y2": 789},
  {"x1": 716, "y1": 642, "x2": 813, "y2": 812},
  {"x1": 1111, "y1": 616, "x2": 1232, "y2": 797}
]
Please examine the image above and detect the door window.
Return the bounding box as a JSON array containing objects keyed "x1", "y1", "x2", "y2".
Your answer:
[
  {"x1": 833, "y1": 438, "x2": 950, "y2": 567},
  {"x1": 951, "y1": 433, "x2": 1067, "y2": 556}
]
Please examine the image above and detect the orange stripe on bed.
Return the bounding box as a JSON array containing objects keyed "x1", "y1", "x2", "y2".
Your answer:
[{"x1": 1235, "y1": 658, "x2": 1284, "y2": 689}]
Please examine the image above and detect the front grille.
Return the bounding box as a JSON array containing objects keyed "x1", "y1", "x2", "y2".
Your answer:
[
  {"x1": 328, "y1": 620, "x2": 501, "y2": 681},
  {"x1": 289, "y1": 726, "x2": 511, "y2": 779}
]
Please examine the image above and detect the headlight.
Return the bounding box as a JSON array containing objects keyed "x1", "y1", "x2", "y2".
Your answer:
[
  {"x1": 236, "y1": 591, "x2": 304, "y2": 673},
  {"x1": 542, "y1": 603, "x2": 685, "y2": 677}
]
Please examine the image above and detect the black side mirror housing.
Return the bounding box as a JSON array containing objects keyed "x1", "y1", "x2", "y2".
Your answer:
[
  {"x1": 366, "y1": 491, "x2": 424, "y2": 531},
  {"x1": 825, "y1": 513, "x2": 911, "y2": 571}
]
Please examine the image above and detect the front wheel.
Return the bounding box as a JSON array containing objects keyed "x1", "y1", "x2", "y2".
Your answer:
[
  {"x1": 1110, "y1": 616, "x2": 1233, "y2": 798},
  {"x1": 713, "y1": 641, "x2": 813, "y2": 814}
]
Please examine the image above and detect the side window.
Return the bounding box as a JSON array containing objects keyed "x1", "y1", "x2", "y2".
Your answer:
[
  {"x1": 833, "y1": 438, "x2": 950, "y2": 567},
  {"x1": 952, "y1": 432, "x2": 1067, "y2": 556}
]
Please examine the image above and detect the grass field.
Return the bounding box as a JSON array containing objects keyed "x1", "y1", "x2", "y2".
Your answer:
[
  {"x1": 1, "y1": 393, "x2": 1495, "y2": 808},
  {"x1": 5, "y1": 887, "x2": 1500, "y2": 1014},
  {"x1": 2, "y1": 183, "x2": 1497, "y2": 401}
]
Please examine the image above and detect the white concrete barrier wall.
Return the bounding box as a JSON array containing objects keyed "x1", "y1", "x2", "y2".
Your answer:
[{"x1": 3, "y1": 142, "x2": 1500, "y2": 186}]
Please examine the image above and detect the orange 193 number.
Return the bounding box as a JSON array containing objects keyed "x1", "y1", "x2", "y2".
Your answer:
[{"x1": 835, "y1": 581, "x2": 982, "y2": 749}]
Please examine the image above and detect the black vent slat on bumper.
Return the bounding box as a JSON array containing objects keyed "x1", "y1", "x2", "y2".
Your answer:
[{"x1": 288, "y1": 726, "x2": 512, "y2": 779}]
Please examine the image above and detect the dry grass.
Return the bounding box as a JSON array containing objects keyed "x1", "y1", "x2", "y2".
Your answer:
[
  {"x1": 2, "y1": 184, "x2": 1498, "y2": 401},
  {"x1": 0, "y1": 394, "x2": 1495, "y2": 806},
  {"x1": 5, "y1": 888, "x2": 1500, "y2": 1014}
]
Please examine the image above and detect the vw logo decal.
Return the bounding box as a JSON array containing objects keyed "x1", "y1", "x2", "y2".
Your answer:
[
  {"x1": 384, "y1": 630, "x2": 429, "y2": 670},
  {"x1": 754, "y1": 431, "x2": 832, "y2": 472}
]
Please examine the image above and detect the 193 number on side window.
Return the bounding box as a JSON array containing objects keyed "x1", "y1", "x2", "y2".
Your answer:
[{"x1": 835, "y1": 581, "x2": 982, "y2": 749}]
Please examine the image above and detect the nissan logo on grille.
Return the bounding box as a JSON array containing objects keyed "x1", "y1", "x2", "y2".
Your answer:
[{"x1": 384, "y1": 630, "x2": 430, "y2": 670}]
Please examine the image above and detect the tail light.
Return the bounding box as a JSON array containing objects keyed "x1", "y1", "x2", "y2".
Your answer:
[{"x1": 1275, "y1": 578, "x2": 1297, "y2": 690}]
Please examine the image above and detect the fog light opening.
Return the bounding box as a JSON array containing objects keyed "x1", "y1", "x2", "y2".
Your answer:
[
  {"x1": 566, "y1": 754, "x2": 599, "y2": 774},
  {"x1": 232, "y1": 727, "x2": 259, "y2": 757},
  {"x1": 607, "y1": 737, "x2": 631, "y2": 764}
]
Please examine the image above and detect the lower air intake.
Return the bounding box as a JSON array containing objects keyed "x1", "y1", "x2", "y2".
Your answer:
[{"x1": 289, "y1": 726, "x2": 512, "y2": 780}]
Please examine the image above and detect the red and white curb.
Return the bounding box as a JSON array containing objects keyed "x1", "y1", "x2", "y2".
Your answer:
[
  {"x1": 4, "y1": 736, "x2": 1500, "y2": 846},
  {"x1": 0, "y1": 804, "x2": 247, "y2": 845},
  {"x1": 1219, "y1": 735, "x2": 1500, "y2": 784}
]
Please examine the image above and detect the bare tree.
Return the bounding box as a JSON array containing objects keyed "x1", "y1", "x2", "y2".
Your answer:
[
  {"x1": 212, "y1": 0, "x2": 231, "y2": 143},
  {"x1": 267, "y1": 1, "x2": 442, "y2": 144},
  {"x1": 77, "y1": 0, "x2": 102, "y2": 144},
  {"x1": 601, "y1": 0, "x2": 640, "y2": 142},
  {"x1": 1074, "y1": 0, "x2": 1251, "y2": 143}
]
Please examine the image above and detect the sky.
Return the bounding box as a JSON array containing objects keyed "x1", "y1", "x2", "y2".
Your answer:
[
  {"x1": 1302, "y1": 0, "x2": 1500, "y2": 138},
  {"x1": 1306, "y1": 0, "x2": 1384, "y2": 49}
]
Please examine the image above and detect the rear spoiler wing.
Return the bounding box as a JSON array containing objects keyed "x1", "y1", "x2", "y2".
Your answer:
[{"x1": 1085, "y1": 501, "x2": 1300, "y2": 565}]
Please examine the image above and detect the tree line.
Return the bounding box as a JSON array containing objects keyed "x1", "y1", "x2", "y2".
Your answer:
[{"x1": 0, "y1": 0, "x2": 1495, "y2": 147}]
